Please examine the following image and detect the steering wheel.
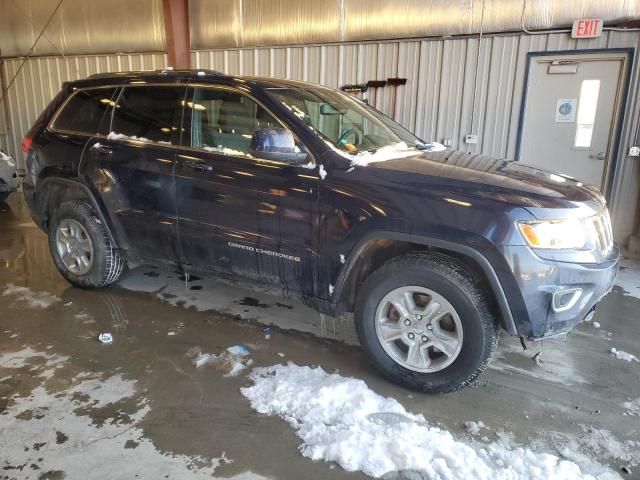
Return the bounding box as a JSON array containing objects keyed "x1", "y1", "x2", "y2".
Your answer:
[{"x1": 337, "y1": 128, "x2": 362, "y2": 146}]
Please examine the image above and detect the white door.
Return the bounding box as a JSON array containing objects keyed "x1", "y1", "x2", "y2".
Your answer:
[{"x1": 519, "y1": 52, "x2": 628, "y2": 190}]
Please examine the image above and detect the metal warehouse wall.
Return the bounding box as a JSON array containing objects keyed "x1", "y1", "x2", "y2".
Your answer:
[{"x1": 1, "y1": 31, "x2": 639, "y2": 244}]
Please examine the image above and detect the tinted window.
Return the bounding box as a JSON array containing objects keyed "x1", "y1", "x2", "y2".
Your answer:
[
  {"x1": 110, "y1": 86, "x2": 185, "y2": 145},
  {"x1": 51, "y1": 88, "x2": 118, "y2": 135},
  {"x1": 187, "y1": 88, "x2": 281, "y2": 157}
]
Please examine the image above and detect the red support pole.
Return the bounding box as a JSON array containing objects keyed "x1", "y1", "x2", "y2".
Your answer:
[{"x1": 162, "y1": 0, "x2": 191, "y2": 69}]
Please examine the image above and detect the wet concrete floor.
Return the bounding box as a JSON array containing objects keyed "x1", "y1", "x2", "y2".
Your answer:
[{"x1": 1, "y1": 193, "x2": 639, "y2": 479}]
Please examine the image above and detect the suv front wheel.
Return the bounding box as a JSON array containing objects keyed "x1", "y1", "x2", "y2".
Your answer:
[
  {"x1": 355, "y1": 253, "x2": 499, "y2": 393},
  {"x1": 48, "y1": 201, "x2": 125, "y2": 288}
]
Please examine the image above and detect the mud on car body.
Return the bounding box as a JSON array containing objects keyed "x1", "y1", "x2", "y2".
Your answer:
[{"x1": 22, "y1": 70, "x2": 619, "y2": 392}]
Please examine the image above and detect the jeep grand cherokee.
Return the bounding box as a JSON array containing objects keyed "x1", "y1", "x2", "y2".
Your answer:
[{"x1": 22, "y1": 70, "x2": 619, "y2": 392}]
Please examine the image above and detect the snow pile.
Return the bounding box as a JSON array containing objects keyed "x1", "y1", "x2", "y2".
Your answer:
[
  {"x1": 3, "y1": 283, "x2": 61, "y2": 309},
  {"x1": 241, "y1": 363, "x2": 619, "y2": 479},
  {"x1": 610, "y1": 348, "x2": 639, "y2": 362}
]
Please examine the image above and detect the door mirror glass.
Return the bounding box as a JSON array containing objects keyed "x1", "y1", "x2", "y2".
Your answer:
[{"x1": 250, "y1": 128, "x2": 308, "y2": 163}]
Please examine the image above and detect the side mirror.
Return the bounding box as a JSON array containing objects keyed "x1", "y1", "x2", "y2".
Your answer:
[{"x1": 250, "y1": 128, "x2": 308, "y2": 163}]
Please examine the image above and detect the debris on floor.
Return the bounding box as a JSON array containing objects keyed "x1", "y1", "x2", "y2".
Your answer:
[
  {"x1": 242, "y1": 363, "x2": 622, "y2": 479},
  {"x1": 193, "y1": 345, "x2": 253, "y2": 377},
  {"x1": 610, "y1": 348, "x2": 639, "y2": 362},
  {"x1": 97, "y1": 332, "x2": 113, "y2": 344}
]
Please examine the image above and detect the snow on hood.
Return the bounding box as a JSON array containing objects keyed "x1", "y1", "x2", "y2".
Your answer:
[{"x1": 241, "y1": 363, "x2": 620, "y2": 480}]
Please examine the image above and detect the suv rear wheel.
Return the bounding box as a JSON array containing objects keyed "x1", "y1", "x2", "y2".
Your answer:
[
  {"x1": 355, "y1": 253, "x2": 499, "y2": 393},
  {"x1": 48, "y1": 201, "x2": 124, "y2": 288}
]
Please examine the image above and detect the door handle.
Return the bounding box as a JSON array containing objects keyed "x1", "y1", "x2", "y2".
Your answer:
[
  {"x1": 589, "y1": 152, "x2": 606, "y2": 161},
  {"x1": 184, "y1": 160, "x2": 212, "y2": 173},
  {"x1": 90, "y1": 142, "x2": 112, "y2": 155}
]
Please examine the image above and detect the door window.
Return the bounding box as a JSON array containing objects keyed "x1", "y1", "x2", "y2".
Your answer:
[
  {"x1": 186, "y1": 88, "x2": 302, "y2": 161},
  {"x1": 51, "y1": 88, "x2": 118, "y2": 135},
  {"x1": 110, "y1": 86, "x2": 185, "y2": 145},
  {"x1": 574, "y1": 79, "x2": 601, "y2": 148}
]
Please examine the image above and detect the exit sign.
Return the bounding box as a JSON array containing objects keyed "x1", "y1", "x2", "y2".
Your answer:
[{"x1": 572, "y1": 19, "x2": 603, "y2": 38}]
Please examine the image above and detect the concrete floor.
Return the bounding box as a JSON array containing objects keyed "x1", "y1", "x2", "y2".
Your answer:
[{"x1": 1, "y1": 192, "x2": 639, "y2": 479}]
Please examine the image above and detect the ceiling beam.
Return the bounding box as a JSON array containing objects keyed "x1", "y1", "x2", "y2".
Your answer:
[{"x1": 162, "y1": 0, "x2": 191, "y2": 69}]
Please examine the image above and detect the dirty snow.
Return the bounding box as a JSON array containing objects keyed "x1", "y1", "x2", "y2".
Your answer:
[
  {"x1": 241, "y1": 363, "x2": 620, "y2": 479},
  {"x1": 3, "y1": 283, "x2": 61, "y2": 309},
  {"x1": 610, "y1": 348, "x2": 639, "y2": 362},
  {"x1": 465, "y1": 421, "x2": 486, "y2": 436},
  {"x1": 593, "y1": 322, "x2": 601, "y2": 329},
  {"x1": 193, "y1": 345, "x2": 253, "y2": 377},
  {"x1": 622, "y1": 398, "x2": 640, "y2": 416},
  {"x1": 0, "y1": 348, "x2": 265, "y2": 480},
  {"x1": 319, "y1": 164, "x2": 327, "y2": 180},
  {"x1": 203, "y1": 145, "x2": 251, "y2": 157},
  {"x1": 108, "y1": 131, "x2": 151, "y2": 143},
  {"x1": 349, "y1": 142, "x2": 419, "y2": 166}
]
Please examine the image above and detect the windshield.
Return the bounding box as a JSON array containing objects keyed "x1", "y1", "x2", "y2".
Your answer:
[{"x1": 268, "y1": 87, "x2": 424, "y2": 155}]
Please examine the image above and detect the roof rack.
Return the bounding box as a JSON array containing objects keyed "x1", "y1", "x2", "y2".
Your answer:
[{"x1": 87, "y1": 69, "x2": 224, "y2": 79}]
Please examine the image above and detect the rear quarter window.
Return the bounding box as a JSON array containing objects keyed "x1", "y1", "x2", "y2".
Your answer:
[{"x1": 51, "y1": 88, "x2": 118, "y2": 135}]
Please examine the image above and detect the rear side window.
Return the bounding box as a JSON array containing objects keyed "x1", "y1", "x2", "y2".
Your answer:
[
  {"x1": 51, "y1": 88, "x2": 118, "y2": 135},
  {"x1": 110, "y1": 86, "x2": 185, "y2": 145}
]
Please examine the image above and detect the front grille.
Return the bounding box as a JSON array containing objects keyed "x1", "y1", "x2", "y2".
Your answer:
[{"x1": 592, "y1": 210, "x2": 614, "y2": 257}]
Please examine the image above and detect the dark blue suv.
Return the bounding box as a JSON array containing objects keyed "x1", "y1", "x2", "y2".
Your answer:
[{"x1": 22, "y1": 70, "x2": 619, "y2": 392}]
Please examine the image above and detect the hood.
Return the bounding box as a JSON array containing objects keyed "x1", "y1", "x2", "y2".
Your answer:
[{"x1": 361, "y1": 149, "x2": 605, "y2": 211}]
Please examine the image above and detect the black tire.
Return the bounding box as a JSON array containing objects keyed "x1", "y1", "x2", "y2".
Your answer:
[
  {"x1": 355, "y1": 253, "x2": 499, "y2": 393},
  {"x1": 48, "y1": 201, "x2": 125, "y2": 288},
  {"x1": 0, "y1": 192, "x2": 9, "y2": 204}
]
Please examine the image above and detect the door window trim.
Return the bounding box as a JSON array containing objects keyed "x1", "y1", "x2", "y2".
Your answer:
[{"x1": 515, "y1": 48, "x2": 634, "y2": 198}]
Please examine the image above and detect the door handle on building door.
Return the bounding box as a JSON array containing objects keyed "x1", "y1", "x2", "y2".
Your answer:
[{"x1": 589, "y1": 152, "x2": 606, "y2": 161}]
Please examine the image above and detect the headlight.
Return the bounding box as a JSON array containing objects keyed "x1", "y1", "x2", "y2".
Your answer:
[{"x1": 518, "y1": 219, "x2": 587, "y2": 250}]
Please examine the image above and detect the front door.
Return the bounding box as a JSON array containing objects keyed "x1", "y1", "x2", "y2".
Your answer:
[
  {"x1": 518, "y1": 51, "x2": 629, "y2": 190},
  {"x1": 175, "y1": 86, "x2": 318, "y2": 294}
]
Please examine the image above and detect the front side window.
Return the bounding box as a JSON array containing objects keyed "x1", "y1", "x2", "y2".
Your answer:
[
  {"x1": 268, "y1": 87, "x2": 424, "y2": 155},
  {"x1": 186, "y1": 87, "x2": 306, "y2": 162},
  {"x1": 51, "y1": 88, "x2": 118, "y2": 135},
  {"x1": 110, "y1": 86, "x2": 185, "y2": 145}
]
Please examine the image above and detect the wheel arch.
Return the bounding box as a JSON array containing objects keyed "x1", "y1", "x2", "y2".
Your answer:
[
  {"x1": 37, "y1": 177, "x2": 120, "y2": 249},
  {"x1": 332, "y1": 232, "x2": 520, "y2": 335}
]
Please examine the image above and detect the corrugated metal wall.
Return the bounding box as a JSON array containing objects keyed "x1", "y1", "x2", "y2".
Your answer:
[{"x1": 1, "y1": 31, "x2": 639, "y2": 242}]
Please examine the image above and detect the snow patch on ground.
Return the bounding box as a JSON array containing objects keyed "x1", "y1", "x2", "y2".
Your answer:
[
  {"x1": 1, "y1": 348, "x2": 265, "y2": 479},
  {"x1": 241, "y1": 363, "x2": 620, "y2": 479},
  {"x1": 610, "y1": 348, "x2": 639, "y2": 362},
  {"x1": 192, "y1": 345, "x2": 253, "y2": 377},
  {"x1": 3, "y1": 283, "x2": 61, "y2": 309}
]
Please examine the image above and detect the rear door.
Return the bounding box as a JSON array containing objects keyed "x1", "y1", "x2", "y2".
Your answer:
[
  {"x1": 81, "y1": 85, "x2": 186, "y2": 264},
  {"x1": 175, "y1": 85, "x2": 318, "y2": 294}
]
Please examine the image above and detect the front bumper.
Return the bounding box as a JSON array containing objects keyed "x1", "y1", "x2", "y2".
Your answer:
[{"x1": 501, "y1": 244, "x2": 620, "y2": 339}]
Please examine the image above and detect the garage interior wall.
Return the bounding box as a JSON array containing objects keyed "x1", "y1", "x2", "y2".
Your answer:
[{"x1": 2, "y1": 30, "x2": 640, "y2": 244}]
